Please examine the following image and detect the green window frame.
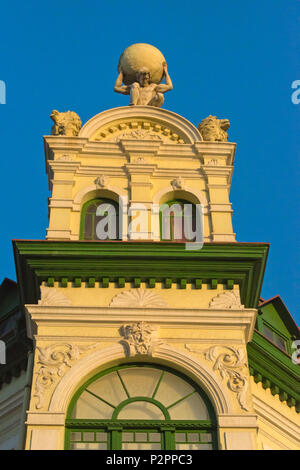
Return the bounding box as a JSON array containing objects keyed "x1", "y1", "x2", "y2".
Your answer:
[
  {"x1": 159, "y1": 199, "x2": 197, "y2": 242},
  {"x1": 80, "y1": 198, "x2": 121, "y2": 241},
  {"x1": 262, "y1": 321, "x2": 288, "y2": 353},
  {"x1": 65, "y1": 363, "x2": 217, "y2": 450}
]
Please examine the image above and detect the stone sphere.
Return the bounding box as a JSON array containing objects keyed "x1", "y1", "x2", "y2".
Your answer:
[{"x1": 118, "y1": 43, "x2": 166, "y2": 85}]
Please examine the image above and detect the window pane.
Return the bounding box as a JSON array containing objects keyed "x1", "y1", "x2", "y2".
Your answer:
[
  {"x1": 200, "y1": 433, "x2": 212, "y2": 442},
  {"x1": 169, "y1": 393, "x2": 210, "y2": 420},
  {"x1": 123, "y1": 443, "x2": 161, "y2": 450},
  {"x1": 275, "y1": 335, "x2": 286, "y2": 352},
  {"x1": 155, "y1": 371, "x2": 194, "y2": 407},
  {"x1": 187, "y1": 433, "x2": 199, "y2": 442},
  {"x1": 122, "y1": 433, "x2": 134, "y2": 442},
  {"x1": 70, "y1": 432, "x2": 81, "y2": 441},
  {"x1": 176, "y1": 443, "x2": 211, "y2": 450},
  {"x1": 119, "y1": 367, "x2": 162, "y2": 398},
  {"x1": 149, "y1": 433, "x2": 161, "y2": 442},
  {"x1": 118, "y1": 401, "x2": 165, "y2": 420},
  {"x1": 96, "y1": 432, "x2": 107, "y2": 442},
  {"x1": 72, "y1": 390, "x2": 114, "y2": 419},
  {"x1": 83, "y1": 432, "x2": 94, "y2": 441},
  {"x1": 135, "y1": 433, "x2": 147, "y2": 442},
  {"x1": 263, "y1": 325, "x2": 274, "y2": 342},
  {"x1": 175, "y1": 433, "x2": 186, "y2": 442},
  {"x1": 87, "y1": 371, "x2": 127, "y2": 406}
]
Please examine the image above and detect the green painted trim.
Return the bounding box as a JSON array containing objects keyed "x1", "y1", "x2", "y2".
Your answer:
[
  {"x1": 112, "y1": 397, "x2": 170, "y2": 420},
  {"x1": 79, "y1": 197, "x2": 121, "y2": 241},
  {"x1": 65, "y1": 363, "x2": 217, "y2": 450},
  {"x1": 13, "y1": 241, "x2": 269, "y2": 308},
  {"x1": 248, "y1": 330, "x2": 300, "y2": 410}
]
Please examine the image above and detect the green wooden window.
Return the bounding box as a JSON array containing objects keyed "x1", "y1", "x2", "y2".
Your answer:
[
  {"x1": 65, "y1": 364, "x2": 217, "y2": 450},
  {"x1": 263, "y1": 323, "x2": 288, "y2": 353},
  {"x1": 80, "y1": 198, "x2": 121, "y2": 240},
  {"x1": 159, "y1": 200, "x2": 197, "y2": 242}
]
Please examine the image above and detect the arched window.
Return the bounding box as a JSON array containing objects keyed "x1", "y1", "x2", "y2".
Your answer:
[
  {"x1": 159, "y1": 199, "x2": 198, "y2": 242},
  {"x1": 80, "y1": 198, "x2": 121, "y2": 240},
  {"x1": 65, "y1": 364, "x2": 216, "y2": 450}
]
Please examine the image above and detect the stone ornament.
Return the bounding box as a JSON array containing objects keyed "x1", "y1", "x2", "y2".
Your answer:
[
  {"x1": 120, "y1": 322, "x2": 160, "y2": 356},
  {"x1": 109, "y1": 289, "x2": 168, "y2": 308},
  {"x1": 92, "y1": 120, "x2": 185, "y2": 144},
  {"x1": 39, "y1": 286, "x2": 71, "y2": 306},
  {"x1": 204, "y1": 346, "x2": 249, "y2": 411},
  {"x1": 171, "y1": 177, "x2": 184, "y2": 190},
  {"x1": 114, "y1": 43, "x2": 173, "y2": 107},
  {"x1": 50, "y1": 109, "x2": 82, "y2": 136},
  {"x1": 34, "y1": 343, "x2": 98, "y2": 409},
  {"x1": 94, "y1": 174, "x2": 109, "y2": 188},
  {"x1": 198, "y1": 115, "x2": 230, "y2": 142},
  {"x1": 209, "y1": 290, "x2": 244, "y2": 310}
]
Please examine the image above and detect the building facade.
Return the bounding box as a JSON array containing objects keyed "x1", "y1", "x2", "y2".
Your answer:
[{"x1": 0, "y1": 104, "x2": 299, "y2": 450}]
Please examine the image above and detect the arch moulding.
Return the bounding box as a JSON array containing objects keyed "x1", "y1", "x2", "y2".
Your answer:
[
  {"x1": 49, "y1": 343, "x2": 232, "y2": 417},
  {"x1": 79, "y1": 106, "x2": 202, "y2": 144}
]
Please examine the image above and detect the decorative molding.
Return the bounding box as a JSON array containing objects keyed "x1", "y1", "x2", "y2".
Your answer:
[
  {"x1": 209, "y1": 290, "x2": 244, "y2": 310},
  {"x1": 39, "y1": 287, "x2": 71, "y2": 306},
  {"x1": 171, "y1": 176, "x2": 184, "y2": 190},
  {"x1": 34, "y1": 343, "x2": 98, "y2": 409},
  {"x1": 94, "y1": 174, "x2": 109, "y2": 188},
  {"x1": 109, "y1": 289, "x2": 168, "y2": 308},
  {"x1": 79, "y1": 106, "x2": 202, "y2": 144},
  {"x1": 120, "y1": 322, "x2": 161, "y2": 356},
  {"x1": 203, "y1": 346, "x2": 249, "y2": 411}
]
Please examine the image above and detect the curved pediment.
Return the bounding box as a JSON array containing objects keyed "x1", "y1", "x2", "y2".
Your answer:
[{"x1": 79, "y1": 106, "x2": 202, "y2": 144}]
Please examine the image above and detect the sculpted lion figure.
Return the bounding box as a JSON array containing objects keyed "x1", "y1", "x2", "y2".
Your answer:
[
  {"x1": 198, "y1": 115, "x2": 230, "y2": 142},
  {"x1": 50, "y1": 110, "x2": 82, "y2": 136}
]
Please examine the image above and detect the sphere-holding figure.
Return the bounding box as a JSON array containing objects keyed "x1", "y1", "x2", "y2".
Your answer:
[{"x1": 114, "y1": 43, "x2": 173, "y2": 107}]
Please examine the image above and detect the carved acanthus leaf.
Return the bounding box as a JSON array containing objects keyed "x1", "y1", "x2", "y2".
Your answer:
[
  {"x1": 120, "y1": 322, "x2": 161, "y2": 357},
  {"x1": 204, "y1": 346, "x2": 249, "y2": 411},
  {"x1": 209, "y1": 290, "x2": 244, "y2": 310},
  {"x1": 34, "y1": 343, "x2": 98, "y2": 409},
  {"x1": 39, "y1": 287, "x2": 71, "y2": 306},
  {"x1": 109, "y1": 289, "x2": 168, "y2": 308}
]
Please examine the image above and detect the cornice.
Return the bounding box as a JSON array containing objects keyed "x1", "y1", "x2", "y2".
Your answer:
[{"x1": 25, "y1": 305, "x2": 256, "y2": 342}]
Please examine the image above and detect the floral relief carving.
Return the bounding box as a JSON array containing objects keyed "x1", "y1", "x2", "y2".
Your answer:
[
  {"x1": 204, "y1": 346, "x2": 249, "y2": 411},
  {"x1": 39, "y1": 286, "x2": 71, "y2": 306},
  {"x1": 120, "y1": 322, "x2": 161, "y2": 357},
  {"x1": 209, "y1": 290, "x2": 244, "y2": 310},
  {"x1": 109, "y1": 289, "x2": 168, "y2": 308},
  {"x1": 34, "y1": 343, "x2": 98, "y2": 409}
]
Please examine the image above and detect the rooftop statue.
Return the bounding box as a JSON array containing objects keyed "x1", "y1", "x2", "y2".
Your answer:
[{"x1": 114, "y1": 43, "x2": 173, "y2": 107}]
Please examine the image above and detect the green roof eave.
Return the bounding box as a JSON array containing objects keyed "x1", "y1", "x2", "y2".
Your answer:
[
  {"x1": 12, "y1": 240, "x2": 269, "y2": 308},
  {"x1": 248, "y1": 330, "x2": 300, "y2": 405}
]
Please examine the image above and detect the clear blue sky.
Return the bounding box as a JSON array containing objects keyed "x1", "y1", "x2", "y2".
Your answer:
[{"x1": 0, "y1": 1, "x2": 299, "y2": 323}]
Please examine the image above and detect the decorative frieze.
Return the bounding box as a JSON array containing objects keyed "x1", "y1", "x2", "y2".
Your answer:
[
  {"x1": 209, "y1": 290, "x2": 244, "y2": 310},
  {"x1": 39, "y1": 287, "x2": 71, "y2": 306},
  {"x1": 109, "y1": 288, "x2": 168, "y2": 308}
]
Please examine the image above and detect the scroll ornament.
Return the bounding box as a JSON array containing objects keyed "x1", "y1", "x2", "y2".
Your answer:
[
  {"x1": 34, "y1": 343, "x2": 98, "y2": 409},
  {"x1": 204, "y1": 346, "x2": 249, "y2": 411}
]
